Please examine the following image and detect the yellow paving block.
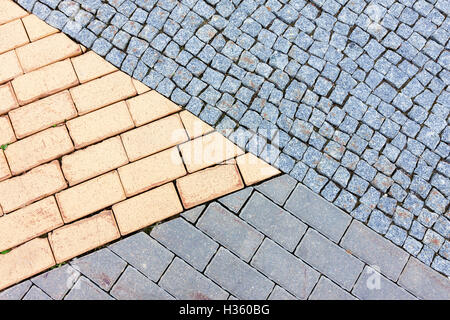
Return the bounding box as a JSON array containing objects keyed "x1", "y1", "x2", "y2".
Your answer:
[
  {"x1": 236, "y1": 153, "x2": 280, "y2": 186},
  {"x1": 0, "y1": 0, "x2": 28, "y2": 25},
  {"x1": 71, "y1": 51, "x2": 117, "y2": 83},
  {"x1": 0, "y1": 19, "x2": 28, "y2": 54},
  {"x1": 0, "y1": 149, "x2": 10, "y2": 182},
  {"x1": 179, "y1": 110, "x2": 214, "y2": 139},
  {"x1": 0, "y1": 115, "x2": 16, "y2": 146},
  {"x1": 21, "y1": 14, "x2": 58, "y2": 42},
  {"x1": 0, "y1": 50, "x2": 22, "y2": 84},
  {"x1": 0, "y1": 82, "x2": 18, "y2": 115}
]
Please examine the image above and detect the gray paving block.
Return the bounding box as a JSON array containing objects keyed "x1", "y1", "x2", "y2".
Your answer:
[
  {"x1": 197, "y1": 203, "x2": 264, "y2": 262},
  {"x1": 398, "y1": 257, "x2": 450, "y2": 300},
  {"x1": 0, "y1": 280, "x2": 32, "y2": 300},
  {"x1": 109, "y1": 232, "x2": 174, "y2": 282},
  {"x1": 159, "y1": 257, "x2": 229, "y2": 300},
  {"x1": 205, "y1": 247, "x2": 274, "y2": 300},
  {"x1": 268, "y1": 286, "x2": 297, "y2": 300},
  {"x1": 181, "y1": 204, "x2": 205, "y2": 223},
  {"x1": 251, "y1": 238, "x2": 320, "y2": 299},
  {"x1": 22, "y1": 286, "x2": 52, "y2": 300},
  {"x1": 31, "y1": 264, "x2": 80, "y2": 300},
  {"x1": 308, "y1": 277, "x2": 357, "y2": 300},
  {"x1": 353, "y1": 266, "x2": 416, "y2": 300},
  {"x1": 70, "y1": 248, "x2": 127, "y2": 291},
  {"x1": 151, "y1": 217, "x2": 218, "y2": 271},
  {"x1": 255, "y1": 174, "x2": 297, "y2": 205},
  {"x1": 295, "y1": 229, "x2": 364, "y2": 290},
  {"x1": 341, "y1": 221, "x2": 409, "y2": 281},
  {"x1": 65, "y1": 276, "x2": 114, "y2": 300},
  {"x1": 240, "y1": 192, "x2": 307, "y2": 251},
  {"x1": 285, "y1": 184, "x2": 351, "y2": 242},
  {"x1": 218, "y1": 187, "x2": 253, "y2": 213},
  {"x1": 111, "y1": 266, "x2": 174, "y2": 300}
]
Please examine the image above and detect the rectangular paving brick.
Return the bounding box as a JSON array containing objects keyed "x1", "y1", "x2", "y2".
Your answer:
[
  {"x1": 110, "y1": 266, "x2": 173, "y2": 300},
  {"x1": 0, "y1": 237, "x2": 55, "y2": 291},
  {"x1": 61, "y1": 136, "x2": 129, "y2": 186},
  {"x1": 12, "y1": 59, "x2": 79, "y2": 105},
  {"x1": 0, "y1": 83, "x2": 18, "y2": 115},
  {"x1": 5, "y1": 126, "x2": 74, "y2": 175},
  {"x1": 151, "y1": 217, "x2": 218, "y2": 271},
  {"x1": 8, "y1": 90, "x2": 77, "y2": 139},
  {"x1": 236, "y1": 153, "x2": 280, "y2": 186},
  {"x1": 71, "y1": 51, "x2": 117, "y2": 83},
  {"x1": 0, "y1": 161, "x2": 67, "y2": 213},
  {"x1": 132, "y1": 79, "x2": 150, "y2": 94},
  {"x1": 205, "y1": 247, "x2": 274, "y2": 300},
  {"x1": 197, "y1": 202, "x2": 263, "y2": 262},
  {"x1": 0, "y1": 50, "x2": 23, "y2": 84},
  {"x1": 177, "y1": 164, "x2": 244, "y2": 209},
  {"x1": 49, "y1": 210, "x2": 120, "y2": 263},
  {"x1": 126, "y1": 90, "x2": 181, "y2": 127},
  {"x1": 341, "y1": 220, "x2": 410, "y2": 281},
  {"x1": 21, "y1": 14, "x2": 58, "y2": 42},
  {"x1": 268, "y1": 286, "x2": 297, "y2": 300},
  {"x1": 180, "y1": 131, "x2": 244, "y2": 173},
  {"x1": 252, "y1": 238, "x2": 320, "y2": 299},
  {"x1": 0, "y1": 115, "x2": 16, "y2": 145},
  {"x1": 308, "y1": 277, "x2": 357, "y2": 300},
  {"x1": 121, "y1": 114, "x2": 188, "y2": 162},
  {"x1": 160, "y1": 257, "x2": 229, "y2": 300},
  {"x1": 398, "y1": 257, "x2": 450, "y2": 300},
  {"x1": 255, "y1": 174, "x2": 297, "y2": 206},
  {"x1": 179, "y1": 110, "x2": 214, "y2": 139},
  {"x1": 113, "y1": 183, "x2": 183, "y2": 236},
  {"x1": 56, "y1": 171, "x2": 126, "y2": 223},
  {"x1": 0, "y1": 0, "x2": 27, "y2": 25},
  {"x1": 240, "y1": 192, "x2": 307, "y2": 252},
  {"x1": 65, "y1": 276, "x2": 113, "y2": 300},
  {"x1": 0, "y1": 19, "x2": 29, "y2": 55},
  {"x1": 109, "y1": 232, "x2": 174, "y2": 282},
  {"x1": 285, "y1": 184, "x2": 351, "y2": 242},
  {"x1": 353, "y1": 266, "x2": 416, "y2": 300},
  {"x1": 0, "y1": 196, "x2": 63, "y2": 252},
  {"x1": 16, "y1": 33, "x2": 81, "y2": 73},
  {"x1": 70, "y1": 71, "x2": 136, "y2": 115},
  {"x1": 296, "y1": 229, "x2": 364, "y2": 290},
  {"x1": 118, "y1": 147, "x2": 186, "y2": 197},
  {"x1": 0, "y1": 149, "x2": 10, "y2": 182},
  {"x1": 66, "y1": 101, "x2": 134, "y2": 149}
]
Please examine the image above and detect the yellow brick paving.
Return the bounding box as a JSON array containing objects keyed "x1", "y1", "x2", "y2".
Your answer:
[{"x1": 0, "y1": 0, "x2": 280, "y2": 291}]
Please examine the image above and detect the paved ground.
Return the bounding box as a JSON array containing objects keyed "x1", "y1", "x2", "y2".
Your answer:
[
  {"x1": 1, "y1": 174, "x2": 449, "y2": 300},
  {"x1": 0, "y1": 1, "x2": 279, "y2": 291},
  {"x1": 14, "y1": 0, "x2": 450, "y2": 277}
]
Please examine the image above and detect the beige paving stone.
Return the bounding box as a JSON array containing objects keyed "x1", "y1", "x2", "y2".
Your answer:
[
  {"x1": 118, "y1": 147, "x2": 186, "y2": 197},
  {"x1": 179, "y1": 110, "x2": 214, "y2": 139},
  {"x1": 0, "y1": 50, "x2": 23, "y2": 84},
  {"x1": 49, "y1": 210, "x2": 120, "y2": 263},
  {"x1": 0, "y1": 115, "x2": 16, "y2": 146},
  {"x1": 132, "y1": 78, "x2": 150, "y2": 94},
  {"x1": 236, "y1": 153, "x2": 280, "y2": 186},
  {"x1": 21, "y1": 14, "x2": 58, "y2": 42},
  {"x1": 71, "y1": 51, "x2": 117, "y2": 83},
  {"x1": 0, "y1": 19, "x2": 28, "y2": 55},
  {"x1": 9, "y1": 90, "x2": 77, "y2": 139},
  {"x1": 66, "y1": 101, "x2": 134, "y2": 149},
  {"x1": 5, "y1": 126, "x2": 74, "y2": 175},
  {"x1": 70, "y1": 71, "x2": 136, "y2": 115},
  {"x1": 0, "y1": 237, "x2": 55, "y2": 291},
  {"x1": 12, "y1": 59, "x2": 79, "y2": 105},
  {"x1": 0, "y1": 197, "x2": 63, "y2": 252},
  {"x1": 176, "y1": 164, "x2": 244, "y2": 209},
  {"x1": 0, "y1": 149, "x2": 10, "y2": 181},
  {"x1": 121, "y1": 114, "x2": 188, "y2": 161},
  {"x1": 56, "y1": 171, "x2": 126, "y2": 223},
  {"x1": 126, "y1": 90, "x2": 181, "y2": 127},
  {"x1": 61, "y1": 136, "x2": 129, "y2": 186},
  {"x1": 113, "y1": 183, "x2": 183, "y2": 235},
  {"x1": 0, "y1": 82, "x2": 18, "y2": 115},
  {"x1": 179, "y1": 131, "x2": 244, "y2": 173},
  {"x1": 16, "y1": 33, "x2": 81, "y2": 73},
  {"x1": 0, "y1": 160, "x2": 67, "y2": 213},
  {"x1": 0, "y1": 0, "x2": 28, "y2": 25}
]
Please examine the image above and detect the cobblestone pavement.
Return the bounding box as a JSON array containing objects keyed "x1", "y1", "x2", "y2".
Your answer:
[
  {"x1": 2, "y1": 175, "x2": 449, "y2": 300},
  {"x1": 13, "y1": 0, "x2": 450, "y2": 276}
]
